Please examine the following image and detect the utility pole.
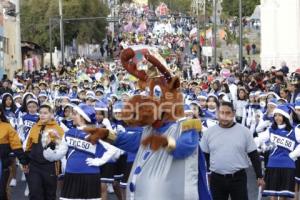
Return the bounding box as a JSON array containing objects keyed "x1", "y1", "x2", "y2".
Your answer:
[
  {"x1": 239, "y1": 0, "x2": 243, "y2": 71},
  {"x1": 213, "y1": 0, "x2": 217, "y2": 68},
  {"x1": 49, "y1": 18, "x2": 53, "y2": 68},
  {"x1": 112, "y1": 0, "x2": 115, "y2": 39},
  {"x1": 196, "y1": 0, "x2": 200, "y2": 60},
  {"x1": 59, "y1": 0, "x2": 65, "y2": 65}
]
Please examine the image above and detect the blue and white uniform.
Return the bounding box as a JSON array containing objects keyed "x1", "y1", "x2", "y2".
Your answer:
[
  {"x1": 255, "y1": 106, "x2": 300, "y2": 198},
  {"x1": 63, "y1": 128, "x2": 107, "y2": 174},
  {"x1": 4, "y1": 108, "x2": 17, "y2": 129},
  {"x1": 18, "y1": 113, "x2": 39, "y2": 143},
  {"x1": 202, "y1": 109, "x2": 218, "y2": 131}
]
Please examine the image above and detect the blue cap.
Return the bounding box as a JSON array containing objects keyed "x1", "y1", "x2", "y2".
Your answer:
[
  {"x1": 95, "y1": 101, "x2": 108, "y2": 112},
  {"x1": 207, "y1": 93, "x2": 218, "y2": 100},
  {"x1": 197, "y1": 91, "x2": 208, "y2": 100},
  {"x1": 273, "y1": 104, "x2": 291, "y2": 119},
  {"x1": 249, "y1": 91, "x2": 256, "y2": 97},
  {"x1": 26, "y1": 98, "x2": 39, "y2": 105},
  {"x1": 70, "y1": 98, "x2": 81, "y2": 104},
  {"x1": 184, "y1": 104, "x2": 193, "y2": 114},
  {"x1": 1, "y1": 93, "x2": 13, "y2": 99},
  {"x1": 259, "y1": 92, "x2": 267, "y2": 98},
  {"x1": 38, "y1": 91, "x2": 48, "y2": 98},
  {"x1": 267, "y1": 98, "x2": 278, "y2": 106},
  {"x1": 267, "y1": 92, "x2": 280, "y2": 100},
  {"x1": 113, "y1": 101, "x2": 124, "y2": 113},
  {"x1": 95, "y1": 89, "x2": 104, "y2": 95},
  {"x1": 13, "y1": 93, "x2": 21, "y2": 100},
  {"x1": 190, "y1": 100, "x2": 200, "y2": 107},
  {"x1": 72, "y1": 103, "x2": 96, "y2": 123},
  {"x1": 56, "y1": 94, "x2": 70, "y2": 101}
]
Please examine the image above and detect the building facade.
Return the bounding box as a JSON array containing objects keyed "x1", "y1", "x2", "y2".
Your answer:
[
  {"x1": 0, "y1": 0, "x2": 22, "y2": 80},
  {"x1": 260, "y1": 0, "x2": 300, "y2": 71}
]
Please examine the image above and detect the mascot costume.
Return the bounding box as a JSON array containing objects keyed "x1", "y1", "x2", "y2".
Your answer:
[{"x1": 85, "y1": 48, "x2": 212, "y2": 200}]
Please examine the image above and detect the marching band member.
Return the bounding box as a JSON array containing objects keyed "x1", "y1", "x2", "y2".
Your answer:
[
  {"x1": 197, "y1": 91, "x2": 208, "y2": 111},
  {"x1": 1, "y1": 93, "x2": 18, "y2": 128},
  {"x1": 42, "y1": 103, "x2": 117, "y2": 200},
  {"x1": 203, "y1": 94, "x2": 219, "y2": 120},
  {"x1": 243, "y1": 91, "x2": 260, "y2": 135},
  {"x1": 18, "y1": 98, "x2": 40, "y2": 143},
  {"x1": 256, "y1": 98, "x2": 277, "y2": 133},
  {"x1": 255, "y1": 105, "x2": 300, "y2": 199}
]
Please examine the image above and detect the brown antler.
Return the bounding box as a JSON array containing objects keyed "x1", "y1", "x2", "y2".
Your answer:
[
  {"x1": 144, "y1": 52, "x2": 172, "y2": 82},
  {"x1": 120, "y1": 48, "x2": 148, "y2": 81}
]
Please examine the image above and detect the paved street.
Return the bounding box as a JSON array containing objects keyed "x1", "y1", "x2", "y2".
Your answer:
[{"x1": 11, "y1": 167, "x2": 264, "y2": 200}]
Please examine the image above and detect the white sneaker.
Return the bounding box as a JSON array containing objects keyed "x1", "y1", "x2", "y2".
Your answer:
[
  {"x1": 24, "y1": 184, "x2": 29, "y2": 196},
  {"x1": 107, "y1": 183, "x2": 114, "y2": 193},
  {"x1": 21, "y1": 173, "x2": 26, "y2": 181},
  {"x1": 9, "y1": 178, "x2": 17, "y2": 187}
]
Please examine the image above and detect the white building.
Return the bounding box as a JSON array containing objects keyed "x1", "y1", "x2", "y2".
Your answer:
[{"x1": 260, "y1": 0, "x2": 300, "y2": 72}]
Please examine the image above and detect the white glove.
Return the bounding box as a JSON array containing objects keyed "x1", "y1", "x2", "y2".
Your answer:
[
  {"x1": 110, "y1": 149, "x2": 124, "y2": 162},
  {"x1": 86, "y1": 141, "x2": 120, "y2": 166},
  {"x1": 289, "y1": 145, "x2": 300, "y2": 161},
  {"x1": 117, "y1": 125, "x2": 126, "y2": 133},
  {"x1": 289, "y1": 151, "x2": 298, "y2": 161},
  {"x1": 86, "y1": 158, "x2": 106, "y2": 167}
]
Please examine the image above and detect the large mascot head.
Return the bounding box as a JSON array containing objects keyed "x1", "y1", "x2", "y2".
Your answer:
[{"x1": 120, "y1": 48, "x2": 184, "y2": 128}]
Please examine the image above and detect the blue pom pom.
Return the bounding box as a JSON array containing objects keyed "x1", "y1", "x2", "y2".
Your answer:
[
  {"x1": 143, "y1": 151, "x2": 150, "y2": 160},
  {"x1": 129, "y1": 182, "x2": 135, "y2": 192},
  {"x1": 134, "y1": 166, "x2": 142, "y2": 175}
]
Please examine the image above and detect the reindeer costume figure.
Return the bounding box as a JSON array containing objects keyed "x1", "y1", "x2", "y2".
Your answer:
[{"x1": 84, "y1": 48, "x2": 212, "y2": 200}]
